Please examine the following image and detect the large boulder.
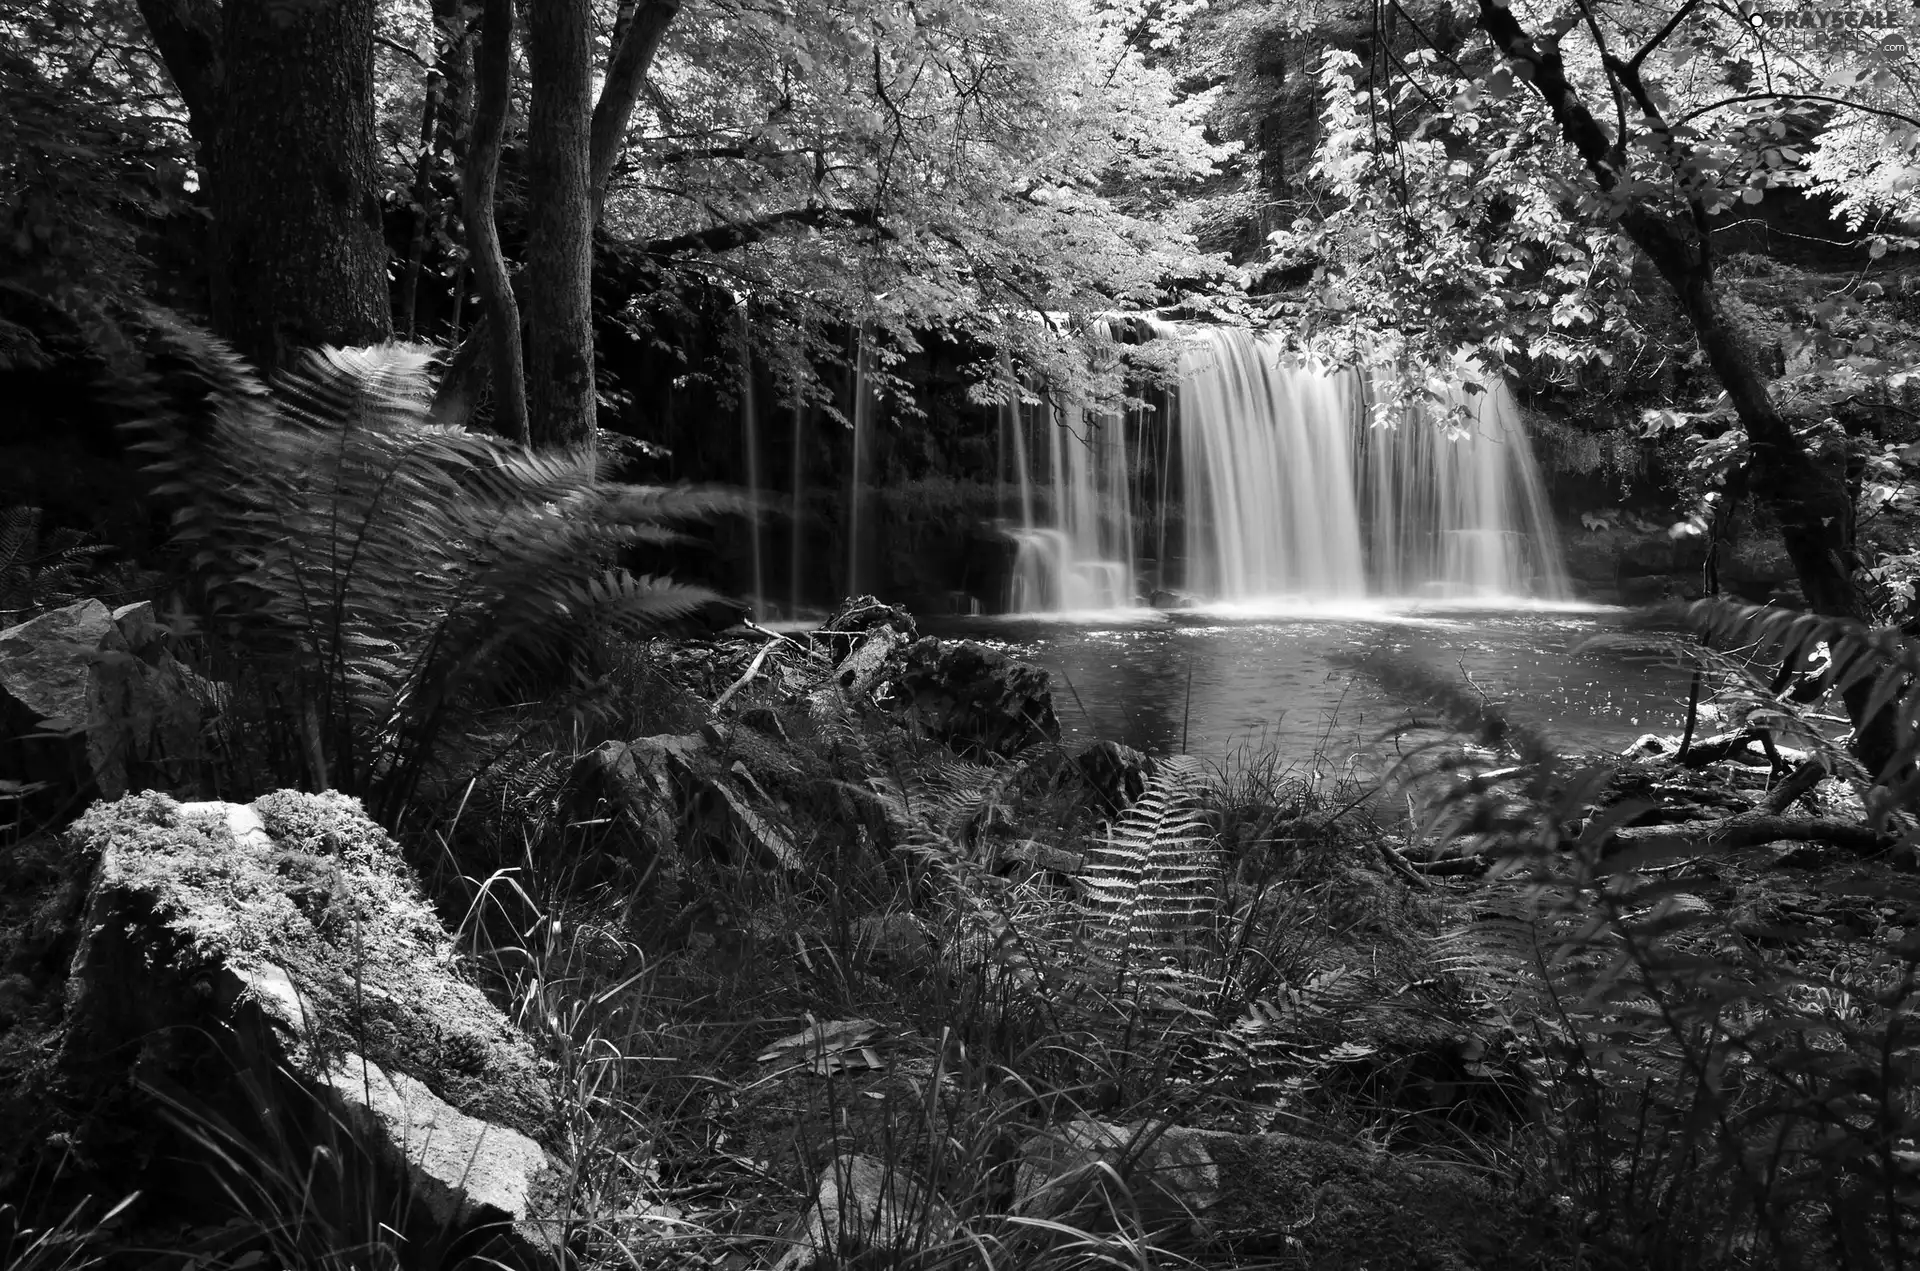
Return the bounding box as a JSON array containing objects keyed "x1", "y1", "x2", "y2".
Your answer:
[
  {"x1": 884, "y1": 637, "x2": 1060, "y2": 759},
  {"x1": 1016, "y1": 1119, "x2": 1560, "y2": 1268},
  {"x1": 0, "y1": 598, "x2": 211, "y2": 801},
  {"x1": 55, "y1": 791, "x2": 565, "y2": 1266}
]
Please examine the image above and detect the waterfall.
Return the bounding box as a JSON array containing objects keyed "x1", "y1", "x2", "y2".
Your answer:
[
  {"x1": 1002, "y1": 322, "x2": 1566, "y2": 611},
  {"x1": 1005, "y1": 387, "x2": 1137, "y2": 611},
  {"x1": 1176, "y1": 327, "x2": 1367, "y2": 599},
  {"x1": 789, "y1": 393, "x2": 805, "y2": 619},
  {"x1": 846, "y1": 328, "x2": 872, "y2": 598},
  {"x1": 737, "y1": 309, "x2": 765, "y2": 619},
  {"x1": 1359, "y1": 380, "x2": 1570, "y2": 599}
]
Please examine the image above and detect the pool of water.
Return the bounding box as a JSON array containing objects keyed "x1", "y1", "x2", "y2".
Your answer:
[{"x1": 924, "y1": 601, "x2": 1692, "y2": 769}]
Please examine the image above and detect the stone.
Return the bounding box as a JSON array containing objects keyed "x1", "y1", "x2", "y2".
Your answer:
[
  {"x1": 885, "y1": 637, "x2": 1060, "y2": 759},
  {"x1": 1067, "y1": 739, "x2": 1155, "y2": 811},
  {"x1": 771, "y1": 1153, "x2": 956, "y2": 1271},
  {"x1": 996, "y1": 838, "x2": 1087, "y2": 876},
  {"x1": 0, "y1": 597, "x2": 111, "y2": 726},
  {"x1": 0, "y1": 597, "x2": 213, "y2": 801},
  {"x1": 1015, "y1": 1119, "x2": 1557, "y2": 1267},
  {"x1": 58, "y1": 791, "x2": 566, "y2": 1267}
]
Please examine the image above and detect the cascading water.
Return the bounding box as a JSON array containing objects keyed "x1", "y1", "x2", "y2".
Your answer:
[
  {"x1": 1359, "y1": 380, "x2": 1570, "y2": 599},
  {"x1": 1003, "y1": 322, "x2": 1566, "y2": 611},
  {"x1": 789, "y1": 393, "x2": 805, "y2": 620},
  {"x1": 736, "y1": 309, "x2": 765, "y2": 619},
  {"x1": 846, "y1": 328, "x2": 872, "y2": 598},
  {"x1": 1003, "y1": 385, "x2": 1137, "y2": 611},
  {"x1": 1175, "y1": 327, "x2": 1368, "y2": 599}
]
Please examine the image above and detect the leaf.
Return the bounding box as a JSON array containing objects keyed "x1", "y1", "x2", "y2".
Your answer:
[{"x1": 756, "y1": 1018, "x2": 888, "y2": 1074}]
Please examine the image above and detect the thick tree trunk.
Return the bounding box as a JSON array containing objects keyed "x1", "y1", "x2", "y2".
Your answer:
[
  {"x1": 464, "y1": 0, "x2": 529, "y2": 443},
  {"x1": 215, "y1": 0, "x2": 391, "y2": 370},
  {"x1": 522, "y1": 0, "x2": 598, "y2": 449}
]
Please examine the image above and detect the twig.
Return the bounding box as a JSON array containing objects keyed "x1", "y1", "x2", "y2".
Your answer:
[{"x1": 713, "y1": 641, "x2": 780, "y2": 711}]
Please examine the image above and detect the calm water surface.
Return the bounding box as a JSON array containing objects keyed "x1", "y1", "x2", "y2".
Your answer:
[{"x1": 926, "y1": 602, "x2": 1690, "y2": 768}]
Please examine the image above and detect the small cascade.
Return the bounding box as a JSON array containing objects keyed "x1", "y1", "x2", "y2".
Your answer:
[
  {"x1": 846, "y1": 328, "x2": 872, "y2": 598},
  {"x1": 789, "y1": 394, "x2": 805, "y2": 619},
  {"x1": 1004, "y1": 386, "x2": 1137, "y2": 611},
  {"x1": 736, "y1": 309, "x2": 765, "y2": 619},
  {"x1": 1360, "y1": 381, "x2": 1570, "y2": 599}
]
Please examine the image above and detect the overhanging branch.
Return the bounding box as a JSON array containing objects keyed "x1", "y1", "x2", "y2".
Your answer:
[{"x1": 639, "y1": 206, "x2": 894, "y2": 257}]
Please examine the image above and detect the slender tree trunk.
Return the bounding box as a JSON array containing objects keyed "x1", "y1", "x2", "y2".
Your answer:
[
  {"x1": 590, "y1": 0, "x2": 681, "y2": 222},
  {"x1": 399, "y1": 66, "x2": 445, "y2": 341},
  {"x1": 465, "y1": 0, "x2": 529, "y2": 442},
  {"x1": 399, "y1": 0, "x2": 471, "y2": 340},
  {"x1": 523, "y1": 0, "x2": 598, "y2": 448},
  {"x1": 216, "y1": 0, "x2": 391, "y2": 370}
]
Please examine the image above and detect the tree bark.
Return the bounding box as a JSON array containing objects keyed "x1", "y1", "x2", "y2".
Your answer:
[
  {"x1": 214, "y1": 0, "x2": 392, "y2": 371},
  {"x1": 464, "y1": 0, "x2": 528, "y2": 443},
  {"x1": 522, "y1": 0, "x2": 598, "y2": 448},
  {"x1": 1474, "y1": 0, "x2": 1897, "y2": 776}
]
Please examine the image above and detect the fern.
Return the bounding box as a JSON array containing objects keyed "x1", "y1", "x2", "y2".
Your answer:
[
  {"x1": 1347, "y1": 641, "x2": 1920, "y2": 1266},
  {"x1": 1078, "y1": 755, "x2": 1221, "y2": 998},
  {"x1": 0, "y1": 506, "x2": 109, "y2": 622},
  {"x1": 123, "y1": 334, "x2": 739, "y2": 823}
]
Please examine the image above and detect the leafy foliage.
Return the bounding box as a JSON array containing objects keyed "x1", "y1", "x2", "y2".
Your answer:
[
  {"x1": 123, "y1": 329, "x2": 734, "y2": 824},
  {"x1": 1352, "y1": 612, "x2": 1920, "y2": 1267}
]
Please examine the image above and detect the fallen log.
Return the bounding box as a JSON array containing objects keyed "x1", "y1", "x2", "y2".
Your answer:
[{"x1": 1606, "y1": 813, "x2": 1894, "y2": 860}]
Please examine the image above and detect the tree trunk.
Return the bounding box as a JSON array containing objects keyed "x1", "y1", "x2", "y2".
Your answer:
[
  {"x1": 398, "y1": 0, "x2": 471, "y2": 340},
  {"x1": 522, "y1": 0, "x2": 598, "y2": 449},
  {"x1": 215, "y1": 0, "x2": 391, "y2": 371},
  {"x1": 463, "y1": 0, "x2": 528, "y2": 443},
  {"x1": 590, "y1": 0, "x2": 681, "y2": 223}
]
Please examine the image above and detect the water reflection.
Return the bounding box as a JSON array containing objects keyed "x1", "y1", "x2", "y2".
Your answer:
[{"x1": 927, "y1": 608, "x2": 1689, "y2": 767}]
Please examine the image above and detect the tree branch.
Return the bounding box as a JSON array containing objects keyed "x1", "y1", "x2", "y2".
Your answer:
[
  {"x1": 131, "y1": 0, "x2": 222, "y2": 156},
  {"x1": 639, "y1": 205, "x2": 893, "y2": 257},
  {"x1": 1675, "y1": 92, "x2": 1920, "y2": 134},
  {"x1": 1627, "y1": 0, "x2": 1705, "y2": 69}
]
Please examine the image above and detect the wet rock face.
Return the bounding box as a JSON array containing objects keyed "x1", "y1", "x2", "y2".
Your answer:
[
  {"x1": 886, "y1": 637, "x2": 1060, "y2": 759},
  {"x1": 54, "y1": 791, "x2": 564, "y2": 1266}
]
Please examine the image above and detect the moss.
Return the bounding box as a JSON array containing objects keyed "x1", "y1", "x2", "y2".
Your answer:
[{"x1": 66, "y1": 790, "x2": 550, "y2": 1134}]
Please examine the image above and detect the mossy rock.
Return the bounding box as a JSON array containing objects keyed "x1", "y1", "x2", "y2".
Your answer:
[{"x1": 62, "y1": 789, "x2": 550, "y2": 1133}]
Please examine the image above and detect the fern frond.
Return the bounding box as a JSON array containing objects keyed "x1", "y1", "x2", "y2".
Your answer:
[
  {"x1": 117, "y1": 332, "x2": 742, "y2": 822},
  {"x1": 1079, "y1": 756, "x2": 1222, "y2": 995}
]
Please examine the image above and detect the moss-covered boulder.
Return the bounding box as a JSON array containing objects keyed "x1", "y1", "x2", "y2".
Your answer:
[{"x1": 55, "y1": 790, "x2": 563, "y2": 1265}]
